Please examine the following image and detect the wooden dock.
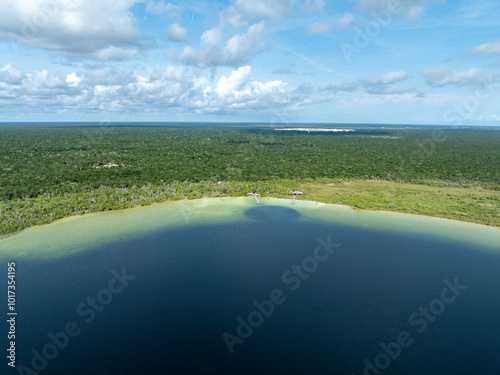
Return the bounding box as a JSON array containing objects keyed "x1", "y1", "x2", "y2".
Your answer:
[{"x1": 247, "y1": 192, "x2": 262, "y2": 204}]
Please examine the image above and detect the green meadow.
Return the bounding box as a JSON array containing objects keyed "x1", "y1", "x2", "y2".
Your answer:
[{"x1": 296, "y1": 180, "x2": 500, "y2": 226}]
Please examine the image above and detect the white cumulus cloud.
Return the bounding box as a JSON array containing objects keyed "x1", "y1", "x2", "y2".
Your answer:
[
  {"x1": 28, "y1": 70, "x2": 66, "y2": 89},
  {"x1": 166, "y1": 23, "x2": 189, "y2": 43},
  {"x1": 362, "y1": 70, "x2": 407, "y2": 85},
  {"x1": 144, "y1": 0, "x2": 179, "y2": 17},
  {"x1": 0, "y1": 64, "x2": 23, "y2": 84},
  {"x1": 465, "y1": 39, "x2": 500, "y2": 56},
  {"x1": 421, "y1": 67, "x2": 494, "y2": 87},
  {"x1": 66, "y1": 73, "x2": 81, "y2": 87},
  {"x1": 215, "y1": 65, "x2": 253, "y2": 97},
  {"x1": 0, "y1": 0, "x2": 139, "y2": 58},
  {"x1": 337, "y1": 13, "x2": 357, "y2": 30},
  {"x1": 178, "y1": 22, "x2": 268, "y2": 67},
  {"x1": 0, "y1": 64, "x2": 308, "y2": 117},
  {"x1": 164, "y1": 65, "x2": 188, "y2": 82}
]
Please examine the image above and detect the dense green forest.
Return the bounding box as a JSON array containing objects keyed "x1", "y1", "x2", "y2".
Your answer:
[{"x1": 0, "y1": 124, "x2": 499, "y2": 234}]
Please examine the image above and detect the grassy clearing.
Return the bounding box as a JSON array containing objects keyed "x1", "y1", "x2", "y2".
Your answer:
[{"x1": 294, "y1": 180, "x2": 500, "y2": 227}]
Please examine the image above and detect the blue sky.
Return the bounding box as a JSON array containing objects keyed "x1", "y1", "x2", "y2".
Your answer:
[{"x1": 0, "y1": 0, "x2": 499, "y2": 124}]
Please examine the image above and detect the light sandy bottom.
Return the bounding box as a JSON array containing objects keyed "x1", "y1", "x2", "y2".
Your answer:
[{"x1": 0, "y1": 197, "x2": 499, "y2": 260}]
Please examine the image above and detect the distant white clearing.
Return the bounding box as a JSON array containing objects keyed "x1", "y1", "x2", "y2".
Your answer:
[
  {"x1": 274, "y1": 128, "x2": 354, "y2": 132},
  {"x1": 93, "y1": 163, "x2": 124, "y2": 169}
]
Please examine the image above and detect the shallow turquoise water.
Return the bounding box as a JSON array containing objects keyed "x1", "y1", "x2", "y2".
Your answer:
[{"x1": 1, "y1": 198, "x2": 499, "y2": 374}]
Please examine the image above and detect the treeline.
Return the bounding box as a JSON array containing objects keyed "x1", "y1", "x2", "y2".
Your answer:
[
  {"x1": 0, "y1": 125, "x2": 499, "y2": 234},
  {"x1": 0, "y1": 179, "x2": 302, "y2": 235},
  {"x1": 0, "y1": 126, "x2": 498, "y2": 202}
]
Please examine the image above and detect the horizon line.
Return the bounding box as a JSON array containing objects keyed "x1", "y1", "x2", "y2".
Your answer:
[{"x1": 0, "y1": 121, "x2": 499, "y2": 128}]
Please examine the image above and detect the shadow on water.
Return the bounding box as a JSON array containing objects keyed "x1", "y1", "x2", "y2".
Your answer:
[
  {"x1": 1, "y1": 217, "x2": 500, "y2": 375},
  {"x1": 244, "y1": 206, "x2": 301, "y2": 222}
]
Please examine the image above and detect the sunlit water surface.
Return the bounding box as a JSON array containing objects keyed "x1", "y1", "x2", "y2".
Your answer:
[{"x1": 1, "y1": 198, "x2": 499, "y2": 375}]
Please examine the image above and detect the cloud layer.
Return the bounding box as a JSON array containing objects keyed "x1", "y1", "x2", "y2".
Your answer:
[
  {"x1": 0, "y1": 0, "x2": 139, "y2": 57},
  {"x1": 0, "y1": 64, "x2": 303, "y2": 116},
  {"x1": 177, "y1": 22, "x2": 268, "y2": 67},
  {"x1": 0, "y1": 0, "x2": 499, "y2": 124}
]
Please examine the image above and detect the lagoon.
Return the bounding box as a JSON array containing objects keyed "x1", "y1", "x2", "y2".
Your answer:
[{"x1": 1, "y1": 198, "x2": 499, "y2": 374}]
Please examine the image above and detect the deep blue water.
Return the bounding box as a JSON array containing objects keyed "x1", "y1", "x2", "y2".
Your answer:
[{"x1": 2, "y1": 206, "x2": 500, "y2": 374}]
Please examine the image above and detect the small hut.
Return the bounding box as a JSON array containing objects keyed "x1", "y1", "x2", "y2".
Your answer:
[{"x1": 290, "y1": 191, "x2": 303, "y2": 204}]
